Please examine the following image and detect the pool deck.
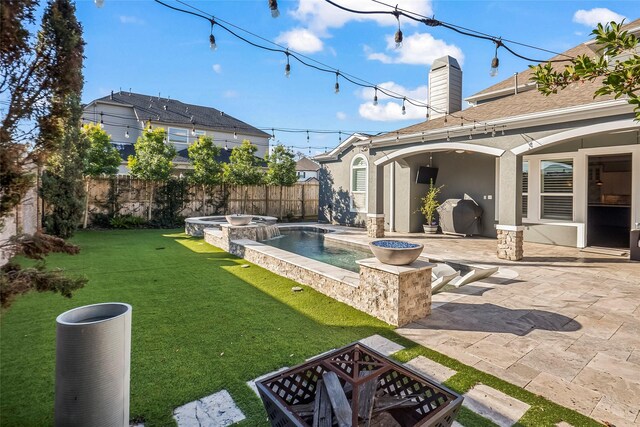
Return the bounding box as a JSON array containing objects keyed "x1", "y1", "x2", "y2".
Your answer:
[{"x1": 309, "y1": 224, "x2": 640, "y2": 425}]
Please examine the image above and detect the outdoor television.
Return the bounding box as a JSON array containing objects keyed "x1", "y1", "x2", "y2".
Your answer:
[{"x1": 416, "y1": 166, "x2": 438, "y2": 184}]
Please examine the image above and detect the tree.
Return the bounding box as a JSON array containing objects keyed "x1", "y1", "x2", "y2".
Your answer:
[
  {"x1": 265, "y1": 145, "x2": 298, "y2": 220},
  {"x1": 81, "y1": 123, "x2": 122, "y2": 228},
  {"x1": 0, "y1": 0, "x2": 86, "y2": 307},
  {"x1": 530, "y1": 21, "x2": 639, "y2": 119},
  {"x1": 187, "y1": 135, "x2": 223, "y2": 215},
  {"x1": 223, "y1": 140, "x2": 264, "y2": 213},
  {"x1": 127, "y1": 127, "x2": 177, "y2": 220},
  {"x1": 1, "y1": 0, "x2": 85, "y2": 220},
  {"x1": 40, "y1": 96, "x2": 88, "y2": 238}
]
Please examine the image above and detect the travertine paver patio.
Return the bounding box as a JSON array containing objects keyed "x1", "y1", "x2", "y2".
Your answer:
[{"x1": 320, "y1": 225, "x2": 640, "y2": 426}]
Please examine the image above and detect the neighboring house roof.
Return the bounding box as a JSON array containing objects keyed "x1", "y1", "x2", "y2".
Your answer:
[
  {"x1": 295, "y1": 157, "x2": 320, "y2": 171},
  {"x1": 89, "y1": 91, "x2": 270, "y2": 138}
]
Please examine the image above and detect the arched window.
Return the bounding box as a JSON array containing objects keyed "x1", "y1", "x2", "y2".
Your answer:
[{"x1": 350, "y1": 155, "x2": 368, "y2": 212}]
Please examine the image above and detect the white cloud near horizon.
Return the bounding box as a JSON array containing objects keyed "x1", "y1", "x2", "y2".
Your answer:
[
  {"x1": 336, "y1": 111, "x2": 347, "y2": 120},
  {"x1": 119, "y1": 15, "x2": 145, "y2": 25},
  {"x1": 365, "y1": 32, "x2": 464, "y2": 66},
  {"x1": 275, "y1": 28, "x2": 324, "y2": 53},
  {"x1": 212, "y1": 64, "x2": 222, "y2": 74},
  {"x1": 573, "y1": 8, "x2": 626, "y2": 27},
  {"x1": 358, "y1": 82, "x2": 427, "y2": 121}
]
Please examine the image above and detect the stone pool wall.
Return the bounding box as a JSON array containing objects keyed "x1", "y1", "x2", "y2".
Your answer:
[{"x1": 203, "y1": 227, "x2": 433, "y2": 326}]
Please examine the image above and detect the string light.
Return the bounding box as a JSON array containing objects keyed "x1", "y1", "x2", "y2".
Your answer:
[
  {"x1": 394, "y1": 8, "x2": 403, "y2": 48},
  {"x1": 284, "y1": 51, "x2": 290, "y2": 77},
  {"x1": 446, "y1": 132, "x2": 450, "y2": 141},
  {"x1": 191, "y1": 126, "x2": 196, "y2": 136},
  {"x1": 490, "y1": 40, "x2": 501, "y2": 77},
  {"x1": 209, "y1": 20, "x2": 217, "y2": 51},
  {"x1": 233, "y1": 127, "x2": 238, "y2": 139},
  {"x1": 334, "y1": 72, "x2": 340, "y2": 94},
  {"x1": 373, "y1": 87, "x2": 378, "y2": 106},
  {"x1": 125, "y1": 126, "x2": 130, "y2": 138},
  {"x1": 468, "y1": 131, "x2": 473, "y2": 140},
  {"x1": 99, "y1": 112, "x2": 104, "y2": 128},
  {"x1": 338, "y1": 131, "x2": 342, "y2": 143},
  {"x1": 268, "y1": 0, "x2": 280, "y2": 18},
  {"x1": 401, "y1": 98, "x2": 406, "y2": 115}
]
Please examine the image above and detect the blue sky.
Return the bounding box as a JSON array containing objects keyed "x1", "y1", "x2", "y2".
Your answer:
[{"x1": 76, "y1": 0, "x2": 637, "y2": 154}]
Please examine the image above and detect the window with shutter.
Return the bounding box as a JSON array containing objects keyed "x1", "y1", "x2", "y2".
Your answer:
[
  {"x1": 350, "y1": 155, "x2": 368, "y2": 213},
  {"x1": 522, "y1": 161, "x2": 528, "y2": 218},
  {"x1": 540, "y1": 160, "x2": 573, "y2": 220}
]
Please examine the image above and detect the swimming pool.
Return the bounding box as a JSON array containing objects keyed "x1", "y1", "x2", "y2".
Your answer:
[{"x1": 262, "y1": 229, "x2": 372, "y2": 272}]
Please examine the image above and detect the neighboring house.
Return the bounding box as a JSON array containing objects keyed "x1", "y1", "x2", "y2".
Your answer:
[
  {"x1": 316, "y1": 19, "x2": 639, "y2": 260},
  {"x1": 82, "y1": 91, "x2": 271, "y2": 174},
  {"x1": 295, "y1": 157, "x2": 320, "y2": 182}
]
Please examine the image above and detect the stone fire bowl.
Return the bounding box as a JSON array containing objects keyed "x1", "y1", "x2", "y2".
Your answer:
[
  {"x1": 225, "y1": 214, "x2": 253, "y2": 226},
  {"x1": 369, "y1": 240, "x2": 424, "y2": 266}
]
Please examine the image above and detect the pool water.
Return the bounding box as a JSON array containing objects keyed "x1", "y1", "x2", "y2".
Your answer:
[{"x1": 262, "y1": 230, "x2": 372, "y2": 272}]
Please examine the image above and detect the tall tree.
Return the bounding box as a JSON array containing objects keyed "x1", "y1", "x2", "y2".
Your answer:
[
  {"x1": 265, "y1": 145, "x2": 297, "y2": 220},
  {"x1": 127, "y1": 127, "x2": 177, "y2": 221},
  {"x1": 187, "y1": 135, "x2": 223, "y2": 215},
  {"x1": 223, "y1": 140, "x2": 264, "y2": 213},
  {"x1": 223, "y1": 140, "x2": 264, "y2": 185},
  {"x1": 1, "y1": 0, "x2": 85, "y2": 220},
  {"x1": 39, "y1": 96, "x2": 88, "y2": 238},
  {"x1": 0, "y1": 0, "x2": 86, "y2": 307},
  {"x1": 530, "y1": 21, "x2": 639, "y2": 119},
  {"x1": 81, "y1": 123, "x2": 122, "y2": 228}
]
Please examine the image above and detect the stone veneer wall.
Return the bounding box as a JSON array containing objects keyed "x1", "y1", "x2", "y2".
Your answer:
[
  {"x1": 367, "y1": 216, "x2": 385, "y2": 238},
  {"x1": 203, "y1": 228, "x2": 433, "y2": 327},
  {"x1": 497, "y1": 229, "x2": 523, "y2": 260}
]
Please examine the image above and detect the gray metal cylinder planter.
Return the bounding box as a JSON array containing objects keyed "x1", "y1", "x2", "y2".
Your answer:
[{"x1": 55, "y1": 303, "x2": 132, "y2": 427}]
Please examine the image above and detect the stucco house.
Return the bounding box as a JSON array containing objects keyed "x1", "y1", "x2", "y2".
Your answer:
[
  {"x1": 82, "y1": 91, "x2": 270, "y2": 174},
  {"x1": 295, "y1": 157, "x2": 321, "y2": 182},
  {"x1": 316, "y1": 20, "x2": 639, "y2": 260}
]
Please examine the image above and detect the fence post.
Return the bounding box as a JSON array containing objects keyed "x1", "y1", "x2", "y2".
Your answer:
[{"x1": 301, "y1": 184, "x2": 305, "y2": 220}]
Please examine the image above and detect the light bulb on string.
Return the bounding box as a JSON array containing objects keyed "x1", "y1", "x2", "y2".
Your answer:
[
  {"x1": 233, "y1": 127, "x2": 238, "y2": 139},
  {"x1": 334, "y1": 72, "x2": 340, "y2": 94},
  {"x1": 191, "y1": 126, "x2": 196, "y2": 136},
  {"x1": 268, "y1": 0, "x2": 280, "y2": 18},
  {"x1": 94, "y1": 0, "x2": 104, "y2": 8},
  {"x1": 209, "y1": 21, "x2": 217, "y2": 51},
  {"x1": 446, "y1": 132, "x2": 450, "y2": 142},
  {"x1": 338, "y1": 131, "x2": 342, "y2": 143},
  {"x1": 490, "y1": 39, "x2": 501, "y2": 77},
  {"x1": 99, "y1": 112, "x2": 104, "y2": 128},
  {"x1": 373, "y1": 87, "x2": 378, "y2": 106},
  {"x1": 125, "y1": 126, "x2": 130, "y2": 139},
  {"x1": 425, "y1": 107, "x2": 429, "y2": 121},
  {"x1": 285, "y1": 52, "x2": 290, "y2": 77},
  {"x1": 394, "y1": 9, "x2": 403, "y2": 48},
  {"x1": 401, "y1": 98, "x2": 406, "y2": 115}
]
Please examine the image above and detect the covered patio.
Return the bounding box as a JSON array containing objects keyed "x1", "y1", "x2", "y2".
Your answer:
[{"x1": 323, "y1": 226, "x2": 640, "y2": 425}]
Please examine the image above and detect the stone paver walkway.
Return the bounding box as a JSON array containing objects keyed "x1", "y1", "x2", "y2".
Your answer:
[
  {"x1": 173, "y1": 390, "x2": 245, "y2": 427},
  {"x1": 359, "y1": 334, "x2": 405, "y2": 356},
  {"x1": 320, "y1": 226, "x2": 640, "y2": 425},
  {"x1": 463, "y1": 384, "x2": 531, "y2": 427}
]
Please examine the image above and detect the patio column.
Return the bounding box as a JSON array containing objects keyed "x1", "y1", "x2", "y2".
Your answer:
[
  {"x1": 497, "y1": 151, "x2": 524, "y2": 260},
  {"x1": 367, "y1": 163, "x2": 385, "y2": 238}
]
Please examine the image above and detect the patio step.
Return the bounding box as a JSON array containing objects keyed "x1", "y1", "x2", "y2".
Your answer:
[
  {"x1": 404, "y1": 356, "x2": 457, "y2": 383},
  {"x1": 359, "y1": 334, "x2": 405, "y2": 356}
]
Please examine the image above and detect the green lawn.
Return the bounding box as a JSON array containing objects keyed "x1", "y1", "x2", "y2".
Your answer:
[{"x1": 1, "y1": 230, "x2": 601, "y2": 427}]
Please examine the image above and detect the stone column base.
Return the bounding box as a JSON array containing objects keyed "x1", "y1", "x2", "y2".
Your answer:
[
  {"x1": 367, "y1": 214, "x2": 385, "y2": 238},
  {"x1": 496, "y1": 226, "x2": 524, "y2": 260},
  {"x1": 357, "y1": 258, "x2": 432, "y2": 326}
]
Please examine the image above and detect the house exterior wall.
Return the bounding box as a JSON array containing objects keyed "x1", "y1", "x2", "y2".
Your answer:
[{"x1": 297, "y1": 170, "x2": 318, "y2": 181}]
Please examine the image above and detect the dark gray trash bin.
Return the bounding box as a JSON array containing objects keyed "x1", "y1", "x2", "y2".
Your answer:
[{"x1": 55, "y1": 303, "x2": 132, "y2": 427}]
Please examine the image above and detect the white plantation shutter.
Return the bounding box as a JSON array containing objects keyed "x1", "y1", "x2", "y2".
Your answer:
[
  {"x1": 540, "y1": 160, "x2": 573, "y2": 220},
  {"x1": 350, "y1": 156, "x2": 368, "y2": 212},
  {"x1": 352, "y1": 168, "x2": 366, "y2": 192},
  {"x1": 522, "y1": 161, "x2": 528, "y2": 218}
]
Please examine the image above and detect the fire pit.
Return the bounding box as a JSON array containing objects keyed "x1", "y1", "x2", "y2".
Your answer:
[{"x1": 257, "y1": 342, "x2": 462, "y2": 427}]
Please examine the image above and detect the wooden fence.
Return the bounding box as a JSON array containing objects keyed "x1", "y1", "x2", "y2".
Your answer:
[{"x1": 85, "y1": 177, "x2": 319, "y2": 223}]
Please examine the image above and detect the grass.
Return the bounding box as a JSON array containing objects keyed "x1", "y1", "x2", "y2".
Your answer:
[{"x1": 0, "y1": 229, "x2": 601, "y2": 426}]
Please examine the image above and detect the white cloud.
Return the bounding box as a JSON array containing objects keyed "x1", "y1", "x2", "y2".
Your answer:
[
  {"x1": 358, "y1": 82, "x2": 428, "y2": 121},
  {"x1": 223, "y1": 90, "x2": 238, "y2": 98},
  {"x1": 336, "y1": 111, "x2": 347, "y2": 120},
  {"x1": 212, "y1": 64, "x2": 222, "y2": 74},
  {"x1": 573, "y1": 8, "x2": 626, "y2": 27},
  {"x1": 365, "y1": 32, "x2": 464, "y2": 66},
  {"x1": 275, "y1": 28, "x2": 324, "y2": 53},
  {"x1": 290, "y1": 0, "x2": 433, "y2": 36},
  {"x1": 119, "y1": 15, "x2": 145, "y2": 25}
]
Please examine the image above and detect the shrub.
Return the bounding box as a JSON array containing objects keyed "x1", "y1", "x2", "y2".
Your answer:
[{"x1": 109, "y1": 215, "x2": 146, "y2": 229}]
